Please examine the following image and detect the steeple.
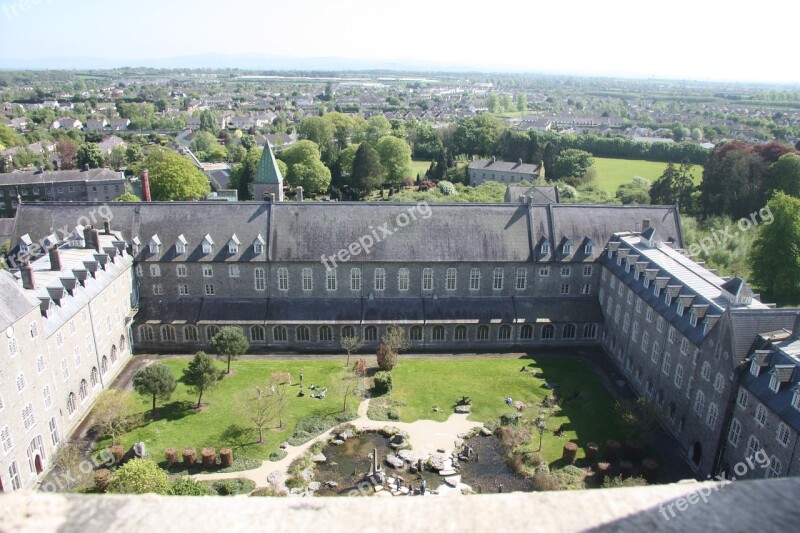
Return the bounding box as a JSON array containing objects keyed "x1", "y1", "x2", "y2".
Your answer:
[{"x1": 254, "y1": 140, "x2": 284, "y2": 201}]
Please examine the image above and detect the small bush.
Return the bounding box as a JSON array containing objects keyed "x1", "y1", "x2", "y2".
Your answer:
[
  {"x1": 496, "y1": 424, "x2": 529, "y2": 452},
  {"x1": 165, "y1": 448, "x2": 178, "y2": 466},
  {"x1": 219, "y1": 448, "x2": 234, "y2": 467},
  {"x1": 373, "y1": 371, "x2": 393, "y2": 395},
  {"x1": 287, "y1": 413, "x2": 357, "y2": 446},
  {"x1": 269, "y1": 450, "x2": 288, "y2": 462},
  {"x1": 182, "y1": 447, "x2": 196, "y2": 467},
  {"x1": 108, "y1": 459, "x2": 170, "y2": 495},
  {"x1": 109, "y1": 445, "x2": 125, "y2": 465},
  {"x1": 94, "y1": 469, "x2": 112, "y2": 493},
  {"x1": 532, "y1": 471, "x2": 560, "y2": 492},
  {"x1": 456, "y1": 395, "x2": 472, "y2": 406},
  {"x1": 210, "y1": 478, "x2": 256, "y2": 496},
  {"x1": 602, "y1": 475, "x2": 647, "y2": 488},
  {"x1": 201, "y1": 448, "x2": 216, "y2": 469},
  {"x1": 562, "y1": 442, "x2": 578, "y2": 464},
  {"x1": 376, "y1": 345, "x2": 397, "y2": 371},
  {"x1": 169, "y1": 477, "x2": 212, "y2": 496},
  {"x1": 353, "y1": 358, "x2": 367, "y2": 377}
]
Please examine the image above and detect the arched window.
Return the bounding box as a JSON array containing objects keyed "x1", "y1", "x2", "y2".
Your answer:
[
  {"x1": 410, "y1": 326, "x2": 422, "y2": 341},
  {"x1": 563, "y1": 324, "x2": 576, "y2": 340},
  {"x1": 206, "y1": 325, "x2": 220, "y2": 342},
  {"x1": 184, "y1": 325, "x2": 199, "y2": 342},
  {"x1": 138, "y1": 325, "x2": 154, "y2": 342},
  {"x1": 120, "y1": 335, "x2": 126, "y2": 352},
  {"x1": 454, "y1": 325, "x2": 467, "y2": 341},
  {"x1": 583, "y1": 323, "x2": 597, "y2": 339},
  {"x1": 341, "y1": 325, "x2": 355, "y2": 339},
  {"x1": 250, "y1": 326, "x2": 265, "y2": 342},
  {"x1": 273, "y1": 326, "x2": 287, "y2": 342},
  {"x1": 67, "y1": 393, "x2": 77, "y2": 415},
  {"x1": 90, "y1": 367, "x2": 98, "y2": 387},
  {"x1": 101, "y1": 356, "x2": 108, "y2": 375},
  {"x1": 432, "y1": 326, "x2": 445, "y2": 341},
  {"x1": 541, "y1": 324, "x2": 555, "y2": 340},
  {"x1": 297, "y1": 326, "x2": 310, "y2": 342},
  {"x1": 319, "y1": 326, "x2": 332, "y2": 342},
  {"x1": 110, "y1": 345, "x2": 117, "y2": 363},
  {"x1": 364, "y1": 326, "x2": 377, "y2": 341},
  {"x1": 79, "y1": 380, "x2": 88, "y2": 401},
  {"x1": 499, "y1": 325, "x2": 512, "y2": 340},
  {"x1": 520, "y1": 324, "x2": 533, "y2": 340},
  {"x1": 160, "y1": 325, "x2": 175, "y2": 342},
  {"x1": 477, "y1": 325, "x2": 489, "y2": 340}
]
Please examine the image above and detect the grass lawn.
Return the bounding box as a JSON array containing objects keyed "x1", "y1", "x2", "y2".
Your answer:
[
  {"x1": 384, "y1": 357, "x2": 625, "y2": 463},
  {"x1": 593, "y1": 157, "x2": 702, "y2": 195},
  {"x1": 410, "y1": 160, "x2": 432, "y2": 179},
  {"x1": 99, "y1": 359, "x2": 351, "y2": 462}
]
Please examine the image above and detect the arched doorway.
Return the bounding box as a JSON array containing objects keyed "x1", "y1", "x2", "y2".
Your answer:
[
  {"x1": 34, "y1": 454, "x2": 43, "y2": 474},
  {"x1": 691, "y1": 442, "x2": 702, "y2": 465}
]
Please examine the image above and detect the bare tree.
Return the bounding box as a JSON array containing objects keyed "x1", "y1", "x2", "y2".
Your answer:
[
  {"x1": 240, "y1": 386, "x2": 277, "y2": 444},
  {"x1": 531, "y1": 402, "x2": 561, "y2": 452},
  {"x1": 335, "y1": 366, "x2": 363, "y2": 414},
  {"x1": 92, "y1": 390, "x2": 138, "y2": 446},
  {"x1": 269, "y1": 373, "x2": 290, "y2": 429},
  {"x1": 340, "y1": 335, "x2": 364, "y2": 366}
]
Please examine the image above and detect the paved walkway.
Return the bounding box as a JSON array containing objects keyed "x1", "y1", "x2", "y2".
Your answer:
[{"x1": 192, "y1": 397, "x2": 482, "y2": 488}]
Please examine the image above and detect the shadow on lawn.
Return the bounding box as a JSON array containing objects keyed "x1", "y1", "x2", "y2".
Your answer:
[{"x1": 142, "y1": 400, "x2": 195, "y2": 424}]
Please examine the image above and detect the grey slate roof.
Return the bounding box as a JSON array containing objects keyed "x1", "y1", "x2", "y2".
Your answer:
[
  {"x1": 740, "y1": 340, "x2": 800, "y2": 433},
  {"x1": 0, "y1": 218, "x2": 14, "y2": 241},
  {"x1": 505, "y1": 186, "x2": 559, "y2": 204},
  {"x1": 0, "y1": 270, "x2": 40, "y2": 331},
  {"x1": 0, "y1": 168, "x2": 124, "y2": 186},
  {"x1": 469, "y1": 159, "x2": 540, "y2": 175},
  {"x1": 513, "y1": 297, "x2": 603, "y2": 323}
]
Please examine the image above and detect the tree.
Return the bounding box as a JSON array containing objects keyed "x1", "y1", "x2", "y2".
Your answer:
[
  {"x1": 280, "y1": 139, "x2": 332, "y2": 195},
  {"x1": 649, "y1": 162, "x2": 696, "y2": 211},
  {"x1": 452, "y1": 114, "x2": 504, "y2": 157},
  {"x1": 183, "y1": 351, "x2": 223, "y2": 409},
  {"x1": 0, "y1": 123, "x2": 21, "y2": 148},
  {"x1": 376, "y1": 344, "x2": 398, "y2": 372},
  {"x1": 615, "y1": 397, "x2": 661, "y2": 439},
  {"x1": 77, "y1": 144, "x2": 105, "y2": 169},
  {"x1": 500, "y1": 94, "x2": 513, "y2": 113},
  {"x1": 240, "y1": 385, "x2": 278, "y2": 443},
  {"x1": 381, "y1": 325, "x2": 410, "y2": 356},
  {"x1": 532, "y1": 402, "x2": 561, "y2": 452},
  {"x1": 268, "y1": 373, "x2": 291, "y2": 429},
  {"x1": 141, "y1": 148, "x2": 210, "y2": 201},
  {"x1": 108, "y1": 459, "x2": 171, "y2": 495},
  {"x1": 52, "y1": 442, "x2": 90, "y2": 488},
  {"x1": 132, "y1": 363, "x2": 177, "y2": 417},
  {"x1": 336, "y1": 366, "x2": 362, "y2": 414},
  {"x1": 199, "y1": 110, "x2": 219, "y2": 135},
  {"x1": 56, "y1": 140, "x2": 78, "y2": 169},
  {"x1": 341, "y1": 335, "x2": 364, "y2": 366},
  {"x1": 299, "y1": 116, "x2": 335, "y2": 154},
  {"x1": 616, "y1": 178, "x2": 650, "y2": 205},
  {"x1": 107, "y1": 144, "x2": 127, "y2": 170},
  {"x1": 350, "y1": 142, "x2": 384, "y2": 198},
  {"x1": 486, "y1": 93, "x2": 499, "y2": 113},
  {"x1": 92, "y1": 390, "x2": 137, "y2": 446},
  {"x1": 169, "y1": 477, "x2": 211, "y2": 496},
  {"x1": 230, "y1": 147, "x2": 261, "y2": 200},
  {"x1": 211, "y1": 326, "x2": 249, "y2": 374},
  {"x1": 765, "y1": 153, "x2": 800, "y2": 198},
  {"x1": 190, "y1": 131, "x2": 218, "y2": 154},
  {"x1": 516, "y1": 93, "x2": 528, "y2": 113},
  {"x1": 749, "y1": 192, "x2": 800, "y2": 302},
  {"x1": 376, "y1": 135, "x2": 413, "y2": 187},
  {"x1": 125, "y1": 145, "x2": 144, "y2": 166},
  {"x1": 114, "y1": 192, "x2": 141, "y2": 202},
  {"x1": 364, "y1": 115, "x2": 392, "y2": 146},
  {"x1": 553, "y1": 149, "x2": 595, "y2": 185}
]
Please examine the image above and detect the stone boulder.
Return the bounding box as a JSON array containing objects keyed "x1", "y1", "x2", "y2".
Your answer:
[
  {"x1": 397, "y1": 450, "x2": 415, "y2": 463},
  {"x1": 480, "y1": 426, "x2": 493, "y2": 436},
  {"x1": 385, "y1": 455, "x2": 405, "y2": 469},
  {"x1": 300, "y1": 469, "x2": 315, "y2": 482},
  {"x1": 454, "y1": 405, "x2": 471, "y2": 414},
  {"x1": 325, "y1": 481, "x2": 339, "y2": 489},
  {"x1": 307, "y1": 481, "x2": 321, "y2": 492},
  {"x1": 312, "y1": 453, "x2": 327, "y2": 463},
  {"x1": 279, "y1": 442, "x2": 289, "y2": 449},
  {"x1": 513, "y1": 400, "x2": 527, "y2": 411},
  {"x1": 444, "y1": 475, "x2": 461, "y2": 487},
  {"x1": 428, "y1": 452, "x2": 449, "y2": 471}
]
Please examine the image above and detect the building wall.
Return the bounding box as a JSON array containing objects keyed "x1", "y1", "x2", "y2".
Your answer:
[{"x1": 469, "y1": 168, "x2": 537, "y2": 186}]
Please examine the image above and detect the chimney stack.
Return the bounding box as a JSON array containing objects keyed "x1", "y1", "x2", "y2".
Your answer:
[
  {"x1": 21, "y1": 261, "x2": 35, "y2": 290},
  {"x1": 642, "y1": 219, "x2": 651, "y2": 232},
  {"x1": 84, "y1": 163, "x2": 90, "y2": 172},
  {"x1": 518, "y1": 158, "x2": 523, "y2": 166},
  {"x1": 103, "y1": 219, "x2": 111, "y2": 235},
  {"x1": 296, "y1": 186, "x2": 304, "y2": 202},
  {"x1": 141, "y1": 168, "x2": 152, "y2": 202},
  {"x1": 91, "y1": 229, "x2": 101, "y2": 253},
  {"x1": 49, "y1": 246, "x2": 62, "y2": 272}
]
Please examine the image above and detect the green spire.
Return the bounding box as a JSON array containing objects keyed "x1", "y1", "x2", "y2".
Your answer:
[{"x1": 255, "y1": 141, "x2": 283, "y2": 184}]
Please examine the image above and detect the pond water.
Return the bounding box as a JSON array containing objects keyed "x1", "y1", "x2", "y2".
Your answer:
[{"x1": 313, "y1": 431, "x2": 532, "y2": 497}]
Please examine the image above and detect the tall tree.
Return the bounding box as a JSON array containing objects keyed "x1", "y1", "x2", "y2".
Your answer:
[
  {"x1": 183, "y1": 351, "x2": 223, "y2": 409},
  {"x1": 350, "y1": 142, "x2": 384, "y2": 198},
  {"x1": 649, "y1": 162, "x2": 696, "y2": 211},
  {"x1": 553, "y1": 149, "x2": 595, "y2": 186},
  {"x1": 77, "y1": 144, "x2": 105, "y2": 169},
  {"x1": 141, "y1": 148, "x2": 210, "y2": 201},
  {"x1": 749, "y1": 192, "x2": 800, "y2": 302},
  {"x1": 198, "y1": 110, "x2": 219, "y2": 135},
  {"x1": 211, "y1": 326, "x2": 249, "y2": 374},
  {"x1": 364, "y1": 115, "x2": 392, "y2": 146},
  {"x1": 516, "y1": 93, "x2": 528, "y2": 113},
  {"x1": 239, "y1": 385, "x2": 278, "y2": 443},
  {"x1": 280, "y1": 139, "x2": 332, "y2": 195},
  {"x1": 376, "y1": 135, "x2": 413, "y2": 187},
  {"x1": 92, "y1": 390, "x2": 137, "y2": 446},
  {"x1": 56, "y1": 140, "x2": 78, "y2": 169},
  {"x1": 298, "y1": 116, "x2": 335, "y2": 155},
  {"x1": 340, "y1": 335, "x2": 364, "y2": 366},
  {"x1": 765, "y1": 153, "x2": 800, "y2": 198},
  {"x1": 486, "y1": 93, "x2": 499, "y2": 113},
  {"x1": 132, "y1": 363, "x2": 177, "y2": 417}
]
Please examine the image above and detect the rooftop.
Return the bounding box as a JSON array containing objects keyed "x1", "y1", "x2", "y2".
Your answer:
[{"x1": 0, "y1": 168, "x2": 125, "y2": 187}]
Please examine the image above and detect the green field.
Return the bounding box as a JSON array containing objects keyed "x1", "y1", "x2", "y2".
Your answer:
[
  {"x1": 410, "y1": 160, "x2": 432, "y2": 179},
  {"x1": 593, "y1": 157, "x2": 702, "y2": 194}
]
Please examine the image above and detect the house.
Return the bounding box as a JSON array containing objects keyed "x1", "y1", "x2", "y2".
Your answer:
[
  {"x1": 9, "y1": 118, "x2": 28, "y2": 131},
  {"x1": 96, "y1": 136, "x2": 127, "y2": 155},
  {"x1": 85, "y1": 118, "x2": 108, "y2": 131},
  {"x1": 109, "y1": 118, "x2": 130, "y2": 131},
  {"x1": 468, "y1": 158, "x2": 542, "y2": 186},
  {"x1": 50, "y1": 118, "x2": 83, "y2": 130}
]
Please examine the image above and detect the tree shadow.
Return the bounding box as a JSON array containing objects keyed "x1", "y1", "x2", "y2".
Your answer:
[
  {"x1": 216, "y1": 424, "x2": 259, "y2": 452},
  {"x1": 142, "y1": 400, "x2": 194, "y2": 424}
]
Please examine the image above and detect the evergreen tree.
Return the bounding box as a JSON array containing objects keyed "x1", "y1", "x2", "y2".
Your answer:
[
  {"x1": 749, "y1": 192, "x2": 800, "y2": 303},
  {"x1": 350, "y1": 142, "x2": 384, "y2": 198}
]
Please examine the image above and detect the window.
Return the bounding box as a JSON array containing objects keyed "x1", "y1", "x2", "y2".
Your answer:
[
  {"x1": 365, "y1": 326, "x2": 377, "y2": 341},
  {"x1": 694, "y1": 390, "x2": 705, "y2": 416},
  {"x1": 668, "y1": 328, "x2": 676, "y2": 344},
  {"x1": 793, "y1": 390, "x2": 800, "y2": 412},
  {"x1": 67, "y1": 393, "x2": 77, "y2": 415},
  {"x1": 674, "y1": 364, "x2": 684, "y2": 388},
  {"x1": 651, "y1": 341, "x2": 660, "y2": 363},
  {"x1": 61, "y1": 359, "x2": 69, "y2": 381},
  {"x1": 49, "y1": 417, "x2": 59, "y2": 446},
  {"x1": 273, "y1": 326, "x2": 287, "y2": 342},
  {"x1": 319, "y1": 326, "x2": 332, "y2": 342},
  {"x1": 16, "y1": 373, "x2": 26, "y2": 392},
  {"x1": 662, "y1": 352, "x2": 672, "y2": 375},
  {"x1": 560, "y1": 266, "x2": 571, "y2": 277},
  {"x1": 521, "y1": 324, "x2": 533, "y2": 340},
  {"x1": 150, "y1": 264, "x2": 161, "y2": 277},
  {"x1": 455, "y1": 325, "x2": 467, "y2": 341},
  {"x1": 297, "y1": 326, "x2": 310, "y2": 342},
  {"x1": 202, "y1": 265, "x2": 213, "y2": 278},
  {"x1": 515, "y1": 268, "x2": 526, "y2": 290},
  {"x1": 714, "y1": 373, "x2": 725, "y2": 394},
  {"x1": 583, "y1": 265, "x2": 593, "y2": 276},
  {"x1": 160, "y1": 325, "x2": 176, "y2": 342},
  {"x1": 101, "y1": 356, "x2": 108, "y2": 375},
  {"x1": 745, "y1": 435, "x2": 760, "y2": 458},
  {"x1": 470, "y1": 268, "x2": 481, "y2": 290},
  {"x1": 562, "y1": 324, "x2": 576, "y2": 340},
  {"x1": 22, "y1": 403, "x2": 34, "y2": 430},
  {"x1": 541, "y1": 324, "x2": 555, "y2": 340},
  {"x1": 398, "y1": 269, "x2": 410, "y2": 291},
  {"x1": 560, "y1": 283, "x2": 570, "y2": 295},
  {"x1": 152, "y1": 284, "x2": 163, "y2": 295},
  {"x1": 178, "y1": 284, "x2": 189, "y2": 296},
  {"x1": 493, "y1": 268, "x2": 504, "y2": 290},
  {"x1": 1, "y1": 425, "x2": 12, "y2": 453},
  {"x1": 302, "y1": 268, "x2": 313, "y2": 291},
  {"x1": 657, "y1": 317, "x2": 664, "y2": 333},
  {"x1": 750, "y1": 358, "x2": 760, "y2": 377},
  {"x1": 422, "y1": 268, "x2": 433, "y2": 291},
  {"x1": 29, "y1": 321, "x2": 38, "y2": 339},
  {"x1": 677, "y1": 304, "x2": 684, "y2": 317},
  {"x1": 36, "y1": 355, "x2": 45, "y2": 374},
  {"x1": 769, "y1": 375, "x2": 780, "y2": 393},
  {"x1": 204, "y1": 284, "x2": 215, "y2": 296},
  {"x1": 767, "y1": 456, "x2": 782, "y2": 479},
  {"x1": 9, "y1": 462, "x2": 21, "y2": 491},
  {"x1": 737, "y1": 389, "x2": 749, "y2": 409},
  {"x1": 325, "y1": 269, "x2": 337, "y2": 291},
  {"x1": 539, "y1": 266, "x2": 550, "y2": 277},
  {"x1": 622, "y1": 313, "x2": 630, "y2": 333},
  {"x1": 278, "y1": 268, "x2": 289, "y2": 291},
  {"x1": 776, "y1": 422, "x2": 791, "y2": 447},
  {"x1": 690, "y1": 313, "x2": 698, "y2": 327},
  {"x1": 176, "y1": 265, "x2": 187, "y2": 277},
  {"x1": 139, "y1": 325, "x2": 154, "y2": 342},
  {"x1": 410, "y1": 326, "x2": 422, "y2": 341},
  {"x1": 228, "y1": 264, "x2": 240, "y2": 278},
  {"x1": 631, "y1": 322, "x2": 639, "y2": 342},
  {"x1": 680, "y1": 337, "x2": 690, "y2": 356},
  {"x1": 55, "y1": 332, "x2": 63, "y2": 348},
  {"x1": 706, "y1": 403, "x2": 718, "y2": 429},
  {"x1": 728, "y1": 418, "x2": 742, "y2": 447},
  {"x1": 374, "y1": 268, "x2": 385, "y2": 291},
  {"x1": 635, "y1": 299, "x2": 643, "y2": 314},
  {"x1": 498, "y1": 325, "x2": 512, "y2": 340},
  {"x1": 433, "y1": 326, "x2": 445, "y2": 341},
  {"x1": 477, "y1": 325, "x2": 489, "y2": 340},
  {"x1": 90, "y1": 368, "x2": 98, "y2": 388},
  {"x1": 135, "y1": 265, "x2": 143, "y2": 277},
  {"x1": 755, "y1": 403, "x2": 767, "y2": 427},
  {"x1": 541, "y1": 242, "x2": 550, "y2": 255},
  {"x1": 350, "y1": 268, "x2": 361, "y2": 291},
  {"x1": 646, "y1": 307, "x2": 653, "y2": 323},
  {"x1": 250, "y1": 326, "x2": 265, "y2": 342},
  {"x1": 701, "y1": 362, "x2": 711, "y2": 381},
  {"x1": 563, "y1": 242, "x2": 572, "y2": 255},
  {"x1": 342, "y1": 326, "x2": 356, "y2": 339},
  {"x1": 79, "y1": 380, "x2": 88, "y2": 402},
  {"x1": 641, "y1": 331, "x2": 650, "y2": 353},
  {"x1": 447, "y1": 268, "x2": 458, "y2": 291},
  {"x1": 254, "y1": 242, "x2": 264, "y2": 255},
  {"x1": 228, "y1": 241, "x2": 239, "y2": 255}
]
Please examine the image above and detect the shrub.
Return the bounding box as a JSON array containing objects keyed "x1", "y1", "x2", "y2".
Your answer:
[
  {"x1": 211, "y1": 478, "x2": 256, "y2": 496},
  {"x1": 182, "y1": 447, "x2": 196, "y2": 467},
  {"x1": 201, "y1": 448, "x2": 216, "y2": 469},
  {"x1": 269, "y1": 450, "x2": 288, "y2": 462},
  {"x1": 437, "y1": 180, "x2": 456, "y2": 196},
  {"x1": 94, "y1": 469, "x2": 112, "y2": 493},
  {"x1": 376, "y1": 344, "x2": 397, "y2": 371},
  {"x1": 373, "y1": 371, "x2": 393, "y2": 395},
  {"x1": 287, "y1": 413, "x2": 357, "y2": 446},
  {"x1": 109, "y1": 445, "x2": 125, "y2": 465},
  {"x1": 219, "y1": 448, "x2": 233, "y2": 467},
  {"x1": 108, "y1": 459, "x2": 170, "y2": 495},
  {"x1": 366, "y1": 395, "x2": 405, "y2": 421},
  {"x1": 532, "y1": 471, "x2": 560, "y2": 492},
  {"x1": 602, "y1": 475, "x2": 647, "y2": 489},
  {"x1": 169, "y1": 477, "x2": 212, "y2": 496},
  {"x1": 584, "y1": 442, "x2": 599, "y2": 462},
  {"x1": 165, "y1": 448, "x2": 178, "y2": 466},
  {"x1": 562, "y1": 442, "x2": 578, "y2": 464},
  {"x1": 353, "y1": 358, "x2": 367, "y2": 377},
  {"x1": 456, "y1": 395, "x2": 472, "y2": 406},
  {"x1": 496, "y1": 424, "x2": 529, "y2": 452},
  {"x1": 251, "y1": 487, "x2": 288, "y2": 497}
]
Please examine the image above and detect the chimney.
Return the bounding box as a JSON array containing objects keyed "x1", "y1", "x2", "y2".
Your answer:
[
  {"x1": 84, "y1": 163, "x2": 90, "y2": 172},
  {"x1": 296, "y1": 186, "x2": 304, "y2": 202},
  {"x1": 103, "y1": 219, "x2": 111, "y2": 235},
  {"x1": 21, "y1": 261, "x2": 35, "y2": 290},
  {"x1": 91, "y1": 229, "x2": 101, "y2": 252},
  {"x1": 83, "y1": 225, "x2": 95, "y2": 250},
  {"x1": 518, "y1": 158, "x2": 523, "y2": 166},
  {"x1": 140, "y1": 168, "x2": 152, "y2": 202},
  {"x1": 54, "y1": 160, "x2": 60, "y2": 171},
  {"x1": 49, "y1": 246, "x2": 62, "y2": 272},
  {"x1": 491, "y1": 156, "x2": 496, "y2": 163},
  {"x1": 642, "y1": 219, "x2": 651, "y2": 232}
]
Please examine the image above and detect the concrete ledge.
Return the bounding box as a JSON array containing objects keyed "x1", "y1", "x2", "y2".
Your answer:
[{"x1": 2, "y1": 478, "x2": 800, "y2": 532}]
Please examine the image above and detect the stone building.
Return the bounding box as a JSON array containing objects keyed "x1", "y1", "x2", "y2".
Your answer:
[
  {"x1": 468, "y1": 158, "x2": 542, "y2": 186},
  {"x1": 251, "y1": 141, "x2": 283, "y2": 202},
  {"x1": 0, "y1": 224, "x2": 135, "y2": 491}
]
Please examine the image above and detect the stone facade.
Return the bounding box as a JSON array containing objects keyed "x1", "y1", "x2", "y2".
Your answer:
[{"x1": 468, "y1": 158, "x2": 541, "y2": 186}]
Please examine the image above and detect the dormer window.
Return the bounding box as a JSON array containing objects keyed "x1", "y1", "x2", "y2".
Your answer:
[
  {"x1": 176, "y1": 234, "x2": 187, "y2": 255},
  {"x1": 624, "y1": 262, "x2": 630, "y2": 273},
  {"x1": 149, "y1": 235, "x2": 161, "y2": 255},
  {"x1": 750, "y1": 359, "x2": 760, "y2": 377},
  {"x1": 690, "y1": 312, "x2": 698, "y2": 327},
  {"x1": 132, "y1": 237, "x2": 141, "y2": 256},
  {"x1": 253, "y1": 235, "x2": 265, "y2": 255},
  {"x1": 541, "y1": 242, "x2": 550, "y2": 255},
  {"x1": 563, "y1": 242, "x2": 572, "y2": 255},
  {"x1": 769, "y1": 374, "x2": 780, "y2": 393},
  {"x1": 634, "y1": 270, "x2": 640, "y2": 280},
  {"x1": 228, "y1": 235, "x2": 240, "y2": 255},
  {"x1": 793, "y1": 389, "x2": 800, "y2": 412},
  {"x1": 643, "y1": 277, "x2": 650, "y2": 289},
  {"x1": 584, "y1": 243, "x2": 593, "y2": 255},
  {"x1": 616, "y1": 255, "x2": 622, "y2": 266},
  {"x1": 665, "y1": 293, "x2": 672, "y2": 306},
  {"x1": 202, "y1": 234, "x2": 214, "y2": 255},
  {"x1": 654, "y1": 286, "x2": 661, "y2": 297},
  {"x1": 677, "y1": 304, "x2": 684, "y2": 317}
]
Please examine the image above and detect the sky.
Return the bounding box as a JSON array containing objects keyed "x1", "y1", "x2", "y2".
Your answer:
[{"x1": 0, "y1": 0, "x2": 798, "y2": 83}]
